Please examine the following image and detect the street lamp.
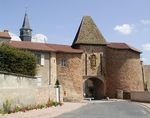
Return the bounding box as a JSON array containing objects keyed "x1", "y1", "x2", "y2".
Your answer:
[{"x1": 55, "y1": 80, "x2": 60, "y2": 103}]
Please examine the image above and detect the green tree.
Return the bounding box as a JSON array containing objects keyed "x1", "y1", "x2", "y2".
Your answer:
[{"x1": 0, "y1": 45, "x2": 36, "y2": 76}]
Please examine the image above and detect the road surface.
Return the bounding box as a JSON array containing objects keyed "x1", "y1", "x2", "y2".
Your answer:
[{"x1": 55, "y1": 101, "x2": 150, "y2": 118}]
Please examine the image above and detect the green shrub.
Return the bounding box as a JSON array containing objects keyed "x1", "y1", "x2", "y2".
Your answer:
[
  {"x1": 52, "y1": 101, "x2": 59, "y2": 107},
  {"x1": 36, "y1": 104, "x2": 45, "y2": 109},
  {"x1": 0, "y1": 100, "x2": 63, "y2": 114},
  {"x1": 0, "y1": 109, "x2": 3, "y2": 114},
  {"x1": 2, "y1": 99, "x2": 12, "y2": 114},
  {"x1": 0, "y1": 45, "x2": 36, "y2": 76},
  {"x1": 46, "y1": 98, "x2": 52, "y2": 107},
  {"x1": 27, "y1": 105, "x2": 34, "y2": 110},
  {"x1": 14, "y1": 105, "x2": 21, "y2": 112}
]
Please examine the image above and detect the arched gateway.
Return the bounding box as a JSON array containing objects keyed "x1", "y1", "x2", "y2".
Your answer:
[{"x1": 83, "y1": 78, "x2": 104, "y2": 100}]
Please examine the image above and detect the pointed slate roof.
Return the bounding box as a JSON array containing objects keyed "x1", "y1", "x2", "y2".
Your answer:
[
  {"x1": 72, "y1": 16, "x2": 107, "y2": 46},
  {"x1": 21, "y1": 13, "x2": 31, "y2": 29}
]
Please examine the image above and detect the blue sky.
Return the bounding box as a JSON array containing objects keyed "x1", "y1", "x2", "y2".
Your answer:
[{"x1": 1, "y1": 0, "x2": 150, "y2": 64}]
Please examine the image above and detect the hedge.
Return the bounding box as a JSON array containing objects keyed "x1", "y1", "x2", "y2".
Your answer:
[{"x1": 0, "y1": 45, "x2": 37, "y2": 76}]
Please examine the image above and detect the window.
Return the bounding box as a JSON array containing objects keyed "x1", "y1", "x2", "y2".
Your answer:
[
  {"x1": 41, "y1": 54, "x2": 44, "y2": 65},
  {"x1": 35, "y1": 53, "x2": 44, "y2": 66},
  {"x1": 60, "y1": 59, "x2": 67, "y2": 67}
]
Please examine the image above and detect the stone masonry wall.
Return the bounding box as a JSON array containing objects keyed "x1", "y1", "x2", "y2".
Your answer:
[
  {"x1": 143, "y1": 65, "x2": 150, "y2": 90},
  {"x1": 106, "y1": 48, "x2": 144, "y2": 98},
  {"x1": 78, "y1": 45, "x2": 107, "y2": 97},
  {"x1": 79, "y1": 45, "x2": 106, "y2": 78},
  {"x1": 50, "y1": 52, "x2": 57, "y2": 85},
  {"x1": 35, "y1": 52, "x2": 50, "y2": 85},
  {"x1": 56, "y1": 53, "x2": 83, "y2": 101},
  {"x1": 0, "y1": 72, "x2": 63, "y2": 108},
  {"x1": 0, "y1": 38, "x2": 10, "y2": 42},
  {"x1": 33, "y1": 51, "x2": 57, "y2": 86}
]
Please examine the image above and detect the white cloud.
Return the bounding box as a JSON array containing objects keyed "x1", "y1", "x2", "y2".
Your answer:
[
  {"x1": 8, "y1": 32, "x2": 21, "y2": 41},
  {"x1": 32, "y1": 34, "x2": 48, "y2": 43},
  {"x1": 114, "y1": 24, "x2": 133, "y2": 35},
  {"x1": 140, "y1": 19, "x2": 150, "y2": 25},
  {"x1": 141, "y1": 57, "x2": 150, "y2": 65},
  {"x1": 142, "y1": 44, "x2": 150, "y2": 51},
  {"x1": 141, "y1": 57, "x2": 147, "y2": 62}
]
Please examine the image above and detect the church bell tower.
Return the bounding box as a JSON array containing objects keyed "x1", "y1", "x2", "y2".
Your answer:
[{"x1": 20, "y1": 13, "x2": 32, "y2": 41}]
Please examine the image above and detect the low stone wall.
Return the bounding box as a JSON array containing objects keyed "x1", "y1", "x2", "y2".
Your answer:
[
  {"x1": 131, "y1": 91, "x2": 150, "y2": 102},
  {"x1": 0, "y1": 72, "x2": 63, "y2": 108}
]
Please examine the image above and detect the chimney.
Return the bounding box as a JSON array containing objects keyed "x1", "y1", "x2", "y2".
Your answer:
[{"x1": 4, "y1": 30, "x2": 9, "y2": 32}]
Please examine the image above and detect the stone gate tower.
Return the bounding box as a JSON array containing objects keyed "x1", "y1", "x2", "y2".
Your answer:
[
  {"x1": 72, "y1": 16, "x2": 107, "y2": 99},
  {"x1": 72, "y1": 16, "x2": 144, "y2": 99}
]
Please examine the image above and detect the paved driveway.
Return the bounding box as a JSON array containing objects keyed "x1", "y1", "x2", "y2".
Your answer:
[{"x1": 55, "y1": 101, "x2": 150, "y2": 118}]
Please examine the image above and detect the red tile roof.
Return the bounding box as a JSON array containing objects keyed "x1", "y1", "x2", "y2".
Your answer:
[
  {"x1": 0, "y1": 32, "x2": 11, "y2": 39},
  {"x1": 3, "y1": 41, "x2": 140, "y2": 53},
  {"x1": 107, "y1": 43, "x2": 141, "y2": 53},
  {"x1": 47, "y1": 44, "x2": 83, "y2": 53},
  {"x1": 8, "y1": 41, "x2": 55, "y2": 52},
  {"x1": 6, "y1": 41, "x2": 83, "y2": 53}
]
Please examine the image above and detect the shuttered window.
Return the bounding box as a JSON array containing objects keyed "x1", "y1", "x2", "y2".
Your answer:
[
  {"x1": 41, "y1": 54, "x2": 44, "y2": 65},
  {"x1": 35, "y1": 53, "x2": 45, "y2": 66}
]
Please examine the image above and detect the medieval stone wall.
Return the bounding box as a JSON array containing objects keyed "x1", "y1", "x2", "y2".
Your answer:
[
  {"x1": 56, "y1": 53, "x2": 83, "y2": 101},
  {"x1": 106, "y1": 48, "x2": 144, "y2": 98},
  {"x1": 79, "y1": 45, "x2": 106, "y2": 78},
  {"x1": 50, "y1": 52, "x2": 57, "y2": 85},
  {"x1": 34, "y1": 52, "x2": 57, "y2": 86},
  {"x1": 35, "y1": 52, "x2": 50, "y2": 85},
  {"x1": 0, "y1": 38, "x2": 10, "y2": 42},
  {"x1": 143, "y1": 65, "x2": 150, "y2": 90},
  {"x1": 0, "y1": 72, "x2": 63, "y2": 108},
  {"x1": 78, "y1": 45, "x2": 107, "y2": 98}
]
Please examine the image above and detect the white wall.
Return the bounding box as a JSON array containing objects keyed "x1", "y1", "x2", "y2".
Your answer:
[
  {"x1": 0, "y1": 72, "x2": 63, "y2": 108},
  {"x1": 50, "y1": 52, "x2": 57, "y2": 85}
]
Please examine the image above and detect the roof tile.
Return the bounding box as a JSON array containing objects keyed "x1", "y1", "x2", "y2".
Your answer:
[
  {"x1": 72, "y1": 16, "x2": 107, "y2": 46},
  {"x1": 107, "y1": 43, "x2": 141, "y2": 53},
  {"x1": 5, "y1": 41, "x2": 83, "y2": 53},
  {"x1": 0, "y1": 32, "x2": 11, "y2": 39}
]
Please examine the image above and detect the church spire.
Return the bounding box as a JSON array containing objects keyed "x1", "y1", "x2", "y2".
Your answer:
[
  {"x1": 22, "y1": 13, "x2": 31, "y2": 29},
  {"x1": 20, "y1": 12, "x2": 32, "y2": 41}
]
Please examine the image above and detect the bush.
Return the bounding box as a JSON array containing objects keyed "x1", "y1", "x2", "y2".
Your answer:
[
  {"x1": 14, "y1": 105, "x2": 21, "y2": 112},
  {"x1": 2, "y1": 99, "x2": 12, "y2": 114},
  {"x1": 0, "y1": 100, "x2": 63, "y2": 114},
  {"x1": 0, "y1": 45, "x2": 36, "y2": 76}
]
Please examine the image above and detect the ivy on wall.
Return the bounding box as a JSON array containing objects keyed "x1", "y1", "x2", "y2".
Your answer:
[{"x1": 0, "y1": 45, "x2": 37, "y2": 76}]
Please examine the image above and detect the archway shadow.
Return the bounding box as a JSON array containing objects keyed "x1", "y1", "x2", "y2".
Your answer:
[{"x1": 83, "y1": 78, "x2": 104, "y2": 100}]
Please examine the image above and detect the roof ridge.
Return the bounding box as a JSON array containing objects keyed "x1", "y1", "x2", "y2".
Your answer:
[{"x1": 11, "y1": 41, "x2": 71, "y2": 47}]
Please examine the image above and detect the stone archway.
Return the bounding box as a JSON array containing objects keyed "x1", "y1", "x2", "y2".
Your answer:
[{"x1": 83, "y1": 78, "x2": 104, "y2": 100}]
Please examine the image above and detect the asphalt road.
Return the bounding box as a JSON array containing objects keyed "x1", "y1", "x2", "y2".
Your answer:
[{"x1": 55, "y1": 101, "x2": 150, "y2": 118}]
